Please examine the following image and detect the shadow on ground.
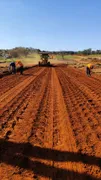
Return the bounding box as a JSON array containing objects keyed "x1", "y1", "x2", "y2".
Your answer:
[{"x1": 0, "y1": 138, "x2": 100, "y2": 179}]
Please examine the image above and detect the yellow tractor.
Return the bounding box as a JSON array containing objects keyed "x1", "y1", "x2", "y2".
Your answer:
[{"x1": 39, "y1": 52, "x2": 51, "y2": 66}]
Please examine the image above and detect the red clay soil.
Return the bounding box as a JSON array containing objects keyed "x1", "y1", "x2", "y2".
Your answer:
[{"x1": 0, "y1": 66, "x2": 101, "y2": 180}]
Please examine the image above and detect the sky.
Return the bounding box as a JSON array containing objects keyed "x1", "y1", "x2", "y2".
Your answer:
[{"x1": 0, "y1": 0, "x2": 101, "y2": 51}]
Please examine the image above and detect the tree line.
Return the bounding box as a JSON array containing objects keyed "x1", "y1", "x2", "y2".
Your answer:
[
  {"x1": 0, "y1": 47, "x2": 101, "y2": 59},
  {"x1": 51, "y1": 49, "x2": 101, "y2": 55},
  {"x1": 0, "y1": 47, "x2": 41, "y2": 59}
]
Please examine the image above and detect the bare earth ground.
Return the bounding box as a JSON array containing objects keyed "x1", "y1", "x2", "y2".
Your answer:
[{"x1": 0, "y1": 66, "x2": 101, "y2": 180}]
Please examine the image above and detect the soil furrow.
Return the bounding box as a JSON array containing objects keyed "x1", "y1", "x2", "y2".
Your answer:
[
  {"x1": 56, "y1": 67, "x2": 101, "y2": 179},
  {"x1": 0, "y1": 67, "x2": 40, "y2": 96},
  {"x1": 52, "y1": 68, "x2": 86, "y2": 180},
  {"x1": 0, "y1": 66, "x2": 101, "y2": 180},
  {"x1": 0, "y1": 68, "x2": 45, "y2": 109},
  {"x1": 0, "y1": 68, "x2": 51, "y2": 179},
  {"x1": 0, "y1": 69, "x2": 49, "y2": 138}
]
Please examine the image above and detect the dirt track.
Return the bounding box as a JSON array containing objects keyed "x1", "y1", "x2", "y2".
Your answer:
[{"x1": 0, "y1": 66, "x2": 101, "y2": 180}]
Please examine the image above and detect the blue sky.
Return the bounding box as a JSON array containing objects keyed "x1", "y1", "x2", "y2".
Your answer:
[{"x1": 0, "y1": 0, "x2": 101, "y2": 51}]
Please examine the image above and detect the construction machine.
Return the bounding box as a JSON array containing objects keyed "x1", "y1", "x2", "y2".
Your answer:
[{"x1": 38, "y1": 52, "x2": 51, "y2": 66}]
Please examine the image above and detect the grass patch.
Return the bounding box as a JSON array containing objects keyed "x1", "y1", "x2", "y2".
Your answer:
[
  {"x1": 56, "y1": 54, "x2": 82, "y2": 61},
  {"x1": 0, "y1": 53, "x2": 40, "y2": 66}
]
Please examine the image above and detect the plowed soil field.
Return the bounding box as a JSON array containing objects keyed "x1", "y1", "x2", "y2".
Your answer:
[{"x1": 0, "y1": 66, "x2": 101, "y2": 180}]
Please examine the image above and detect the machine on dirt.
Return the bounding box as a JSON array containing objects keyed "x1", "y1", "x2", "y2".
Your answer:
[{"x1": 38, "y1": 52, "x2": 51, "y2": 67}]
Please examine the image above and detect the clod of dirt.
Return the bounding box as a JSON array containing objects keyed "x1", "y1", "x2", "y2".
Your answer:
[
  {"x1": 4, "y1": 130, "x2": 12, "y2": 140},
  {"x1": 12, "y1": 121, "x2": 16, "y2": 129},
  {"x1": 33, "y1": 175, "x2": 38, "y2": 179},
  {"x1": 88, "y1": 99, "x2": 93, "y2": 102},
  {"x1": 98, "y1": 111, "x2": 101, "y2": 114}
]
